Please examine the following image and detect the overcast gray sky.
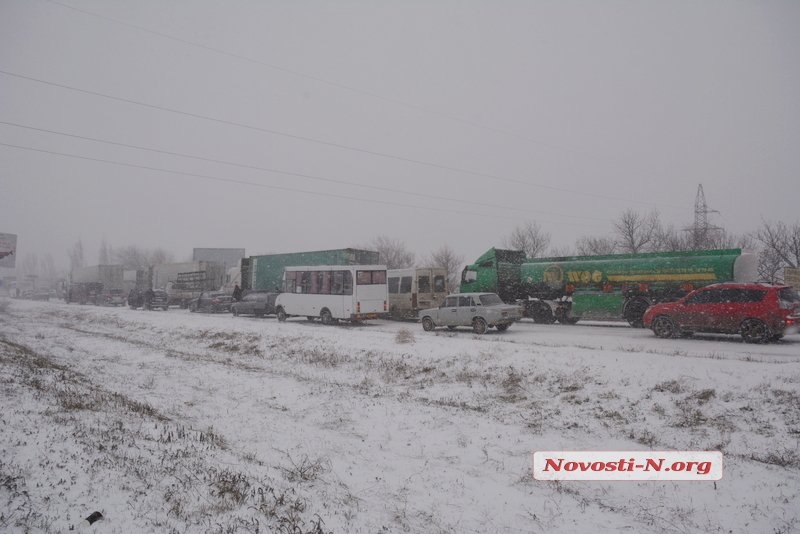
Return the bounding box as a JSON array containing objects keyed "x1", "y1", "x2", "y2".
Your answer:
[{"x1": 2, "y1": 0, "x2": 798, "y2": 271}]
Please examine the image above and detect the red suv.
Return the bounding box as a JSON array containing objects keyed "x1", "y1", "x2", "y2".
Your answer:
[{"x1": 643, "y1": 283, "x2": 800, "y2": 343}]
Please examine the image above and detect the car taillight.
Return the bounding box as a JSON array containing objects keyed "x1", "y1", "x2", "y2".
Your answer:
[
  {"x1": 357, "y1": 302, "x2": 361, "y2": 313},
  {"x1": 384, "y1": 300, "x2": 387, "y2": 311}
]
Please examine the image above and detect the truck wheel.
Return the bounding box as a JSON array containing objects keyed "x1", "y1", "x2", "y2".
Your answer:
[
  {"x1": 527, "y1": 301, "x2": 554, "y2": 324},
  {"x1": 555, "y1": 308, "x2": 580, "y2": 325},
  {"x1": 472, "y1": 317, "x2": 488, "y2": 335},
  {"x1": 277, "y1": 307, "x2": 287, "y2": 322},
  {"x1": 421, "y1": 317, "x2": 435, "y2": 331},
  {"x1": 624, "y1": 297, "x2": 650, "y2": 328}
]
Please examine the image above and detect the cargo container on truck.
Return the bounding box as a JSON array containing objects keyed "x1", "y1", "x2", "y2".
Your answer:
[{"x1": 241, "y1": 248, "x2": 380, "y2": 293}]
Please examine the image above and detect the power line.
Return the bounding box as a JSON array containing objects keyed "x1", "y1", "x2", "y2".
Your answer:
[
  {"x1": 42, "y1": 0, "x2": 613, "y2": 162},
  {"x1": 0, "y1": 120, "x2": 610, "y2": 223},
  {"x1": 0, "y1": 68, "x2": 687, "y2": 211},
  {"x1": 0, "y1": 141, "x2": 601, "y2": 228}
]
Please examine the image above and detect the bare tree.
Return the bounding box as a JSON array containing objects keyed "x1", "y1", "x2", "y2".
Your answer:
[
  {"x1": 425, "y1": 245, "x2": 464, "y2": 292},
  {"x1": 613, "y1": 209, "x2": 660, "y2": 253},
  {"x1": 40, "y1": 254, "x2": 58, "y2": 282},
  {"x1": 113, "y1": 246, "x2": 149, "y2": 270},
  {"x1": 754, "y1": 220, "x2": 800, "y2": 267},
  {"x1": 21, "y1": 253, "x2": 39, "y2": 278},
  {"x1": 651, "y1": 224, "x2": 691, "y2": 252},
  {"x1": 150, "y1": 247, "x2": 174, "y2": 266},
  {"x1": 757, "y1": 247, "x2": 785, "y2": 284},
  {"x1": 575, "y1": 235, "x2": 618, "y2": 256},
  {"x1": 98, "y1": 238, "x2": 112, "y2": 264},
  {"x1": 503, "y1": 221, "x2": 551, "y2": 258},
  {"x1": 752, "y1": 220, "x2": 800, "y2": 282},
  {"x1": 68, "y1": 240, "x2": 85, "y2": 272},
  {"x1": 548, "y1": 245, "x2": 575, "y2": 258},
  {"x1": 367, "y1": 236, "x2": 415, "y2": 269}
]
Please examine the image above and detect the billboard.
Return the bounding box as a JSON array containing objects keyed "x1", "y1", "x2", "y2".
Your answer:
[{"x1": 0, "y1": 233, "x2": 17, "y2": 268}]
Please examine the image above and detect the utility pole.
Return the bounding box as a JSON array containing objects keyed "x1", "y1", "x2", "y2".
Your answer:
[{"x1": 690, "y1": 184, "x2": 720, "y2": 249}]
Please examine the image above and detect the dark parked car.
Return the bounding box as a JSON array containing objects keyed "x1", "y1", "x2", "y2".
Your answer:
[
  {"x1": 128, "y1": 288, "x2": 170, "y2": 310},
  {"x1": 188, "y1": 291, "x2": 233, "y2": 313},
  {"x1": 231, "y1": 291, "x2": 278, "y2": 317},
  {"x1": 643, "y1": 283, "x2": 800, "y2": 343}
]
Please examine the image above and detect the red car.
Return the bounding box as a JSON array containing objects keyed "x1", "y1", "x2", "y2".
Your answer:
[{"x1": 643, "y1": 283, "x2": 800, "y2": 343}]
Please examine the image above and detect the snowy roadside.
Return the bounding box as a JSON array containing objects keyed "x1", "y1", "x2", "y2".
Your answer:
[{"x1": 1, "y1": 299, "x2": 799, "y2": 533}]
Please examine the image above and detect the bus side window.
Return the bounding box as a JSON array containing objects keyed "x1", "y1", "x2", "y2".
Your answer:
[
  {"x1": 285, "y1": 271, "x2": 299, "y2": 293},
  {"x1": 388, "y1": 277, "x2": 400, "y2": 294},
  {"x1": 332, "y1": 271, "x2": 344, "y2": 295},
  {"x1": 300, "y1": 272, "x2": 311, "y2": 294},
  {"x1": 434, "y1": 275, "x2": 445, "y2": 292},
  {"x1": 400, "y1": 276, "x2": 412, "y2": 294},
  {"x1": 418, "y1": 276, "x2": 430, "y2": 293},
  {"x1": 342, "y1": 270, "x2": 353, "y2": 295},
  {"x1": 320, "y1": 271, "x2": 331, "y2": 294}
]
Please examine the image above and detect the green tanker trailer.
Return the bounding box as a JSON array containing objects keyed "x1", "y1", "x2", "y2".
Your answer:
[{"x1": 460, "y1": 248, "x2": 757, "y2": 327}]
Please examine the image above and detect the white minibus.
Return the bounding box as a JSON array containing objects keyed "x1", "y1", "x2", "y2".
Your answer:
[{"x1": 275, "y1": 265, "x2": 388, "y2": 324}]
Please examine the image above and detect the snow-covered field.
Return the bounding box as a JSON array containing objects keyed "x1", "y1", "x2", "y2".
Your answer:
[{"x1": 1, "y1": 298, "x2": 798, "y2": 533}]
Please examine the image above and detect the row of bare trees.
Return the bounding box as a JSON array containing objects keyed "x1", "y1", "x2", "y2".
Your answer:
[
  {"x1": 363, "y1": 236, "x2": 464, "y2": 291},
  {"x1": 19, "y1": 215, "x2": 798, "y2": 290},
  {"x1": 501, "y1": 211, "x2": 800, "y2": 284},
  {"x1": 64, "y1": 238, "x2": 174, "y2": 274}
]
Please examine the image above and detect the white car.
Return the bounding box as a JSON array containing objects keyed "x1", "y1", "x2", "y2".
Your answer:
[{"x1": 419, "y1": 292, "x2": 523, "y2": 334}]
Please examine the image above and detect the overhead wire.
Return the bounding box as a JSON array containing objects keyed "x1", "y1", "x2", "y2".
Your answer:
[
  {"x1": 0, "y1": 67, "x2": 690, "y2": 214},
  {"x1": 42, "y1": 0, "x2": 614, "y2": 162},
  {"x1": 0, "y1": 141, "x2": 603, "y2": 228},
  {"x1": 0, "y1": 120, "x2": 611, "y2": 223}
]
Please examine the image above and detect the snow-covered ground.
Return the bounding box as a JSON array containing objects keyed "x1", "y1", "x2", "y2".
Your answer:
[{"x1": 1, "y1": 298, "x2": 798, "y2": 533}]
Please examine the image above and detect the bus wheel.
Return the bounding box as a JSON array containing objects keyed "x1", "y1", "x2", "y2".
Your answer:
[
  {"x1": 277, "y1": 308, "x2": 287, "y2": 322},
  {"x1": 320, "y1": 309, "x2": 333, "y2": 325}
]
